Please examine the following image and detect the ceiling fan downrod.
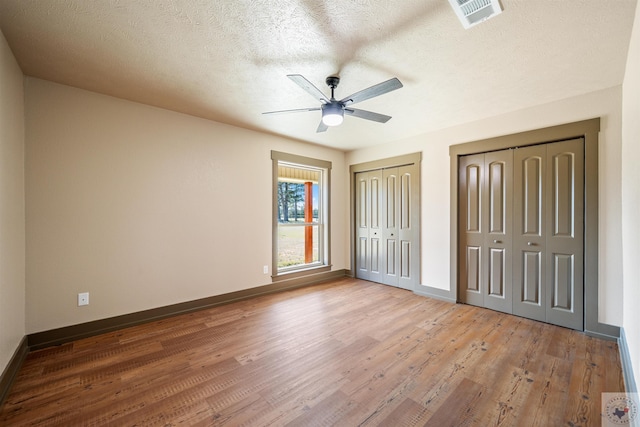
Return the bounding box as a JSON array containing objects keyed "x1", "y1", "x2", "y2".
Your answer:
[{"x1": 326, "y1": 76, "x2": 340, "y2": 100}]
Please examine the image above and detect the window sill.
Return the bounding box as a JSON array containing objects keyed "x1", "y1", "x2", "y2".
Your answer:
[{"x1": 271, "y1": 265, "x2": 331, "y2": 282}]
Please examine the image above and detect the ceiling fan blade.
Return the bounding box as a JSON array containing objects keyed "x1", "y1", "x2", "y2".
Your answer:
[
  {"x1": 316, "y1": 120, "x2": 328, "y2": 133},
  {"x1": 287, "y1": 74, "x2": 330, "y2": 103},
  {"x1": 262, "y1": 107, "x2": 321, "y2": 115},
  {"x1": 340, "y1": 77, "x2": 403, "y2": 106},
  {"x1": 344, "y1": 108, "x2": 392, "y2": 123}
]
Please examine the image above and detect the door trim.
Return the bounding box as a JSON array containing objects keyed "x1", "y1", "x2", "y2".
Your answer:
[
  {"x1": 350, "y1": 152, "x2": 422, "y2": 289},
  {"x1": 449, "y1": 118, "x2": 619, "y2": 340}
]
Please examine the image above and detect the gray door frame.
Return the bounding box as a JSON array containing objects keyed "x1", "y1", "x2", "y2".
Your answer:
[{"x1": 449, "y1": 118, "x2": 619, "y2": 340}]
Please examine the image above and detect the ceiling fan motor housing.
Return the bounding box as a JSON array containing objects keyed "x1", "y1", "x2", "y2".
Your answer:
[{"x1": 326, "y1": 76, "x2": 340, "y2": 90}]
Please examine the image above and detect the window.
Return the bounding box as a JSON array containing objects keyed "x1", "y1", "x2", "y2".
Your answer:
[{"x1": 271, "y1": 151, "x2": 331, "y2": 278}]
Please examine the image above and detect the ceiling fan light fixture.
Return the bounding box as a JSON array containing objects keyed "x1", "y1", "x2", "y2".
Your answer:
[{"x1": 322, "y1": 103, "x2": 344, "y2": 126}]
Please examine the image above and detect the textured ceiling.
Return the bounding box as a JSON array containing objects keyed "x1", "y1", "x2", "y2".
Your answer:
[{"x1": 0, "y1": 0, "x2": 636, "y2": 150}]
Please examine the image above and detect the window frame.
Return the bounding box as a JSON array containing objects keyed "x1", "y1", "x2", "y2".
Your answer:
[{"x1": 271, "y1": 151, "x2": 331, "y2": 280}]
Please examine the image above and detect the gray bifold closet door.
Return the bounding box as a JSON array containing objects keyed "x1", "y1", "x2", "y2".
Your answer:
[
  {"x1": 355, "y1": 163, "x2": 419, "y2": 291},
  {"x1": 458, "y1": 149, "x2": 513, "y2": 314},
  {"x1": 458, "y1": 138, "x2": 584, "y2": 330}
]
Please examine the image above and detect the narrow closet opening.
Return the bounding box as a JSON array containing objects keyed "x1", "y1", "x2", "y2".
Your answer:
[{"x1": 350, "y1": 153, "x2": 421, "y2": 291}]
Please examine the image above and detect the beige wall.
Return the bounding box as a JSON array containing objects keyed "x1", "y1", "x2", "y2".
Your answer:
[
  {"x1": 346, "y1": 85, "x2": 624, "y2": 327},
  {"x1": 0, "y1": 31, "x2": 25, "y2": 373},
  {"x1": 622, "y1": 1, "x2": 640, "y2": 390},
  {"x1": 24, "y1": 78, "x2": 346, "y2": 334}
]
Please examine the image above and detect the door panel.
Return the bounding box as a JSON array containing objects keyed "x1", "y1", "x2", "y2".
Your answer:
[
  {"x1": 466, "y1": 164, "x2": 482, "y2": 233},
  {"x1": 386, "y1": 239, "x2": 396, "y2": 276},
  {"x1": 386, "y1": 172, "x2": 397, "y2": 229},
  {"x1": 513, "y1": 144, "x2": 546, "y2": 322},
  {"x1": 370, "y1": 175, "x2": 382, "y2": 277},
  {"x1": 355, "y1": 170, "x2": 383, "y2": 282},
  {"x1": 553, "y1": 153, "x2": 575, "y2": 237},
  {"x1": 358, "y1": 237, "x2": 368, "y2": 276},
  {"x1": 522, "y1": 251, "x2": 541, "y2": 304},
  {"x1": 466, "y1": 246, "x2": 481, "y2": 293},
  {"x1": 489, "y1": 162, "x2": 505, "y2": 234},
  {"x1": 488, "y1": 248, "x2": 505, "y2": 296},
  {"x1": 401, "y1": 173, "x2": 411, "y2": 229},
  {"x1": 358, "y1": 180, "x2": 367, "y2": 227},
  {"x1": 371, "y1": 177, "x2": 380, "y2": 229},
  {"x1": 396, "y1": 164, "x2": 420, "y2": 290},
  {"x1": 400, "y1": 241, "x2": 411, "y2": 279},
  {"x1": 459, "y1": 154, "x2": 486, "y2": 306},
  {"x1": 551, "y1": 253, "x2": 573, "y2": 310},
  {"x1": 484, "y1": 150, "x2": 513, "y2": 313},
  {"x1": 371, "y1": 237, "x2": 380, "y2": 273},
  {"x1": 356, "y1": 175, "x2": 369, "y2": 280},
  {"x1": 545, "y1": 138, "x2": 584, "y2": 330},
  {"x1": 523, "y1": 156, "x2": 543, "y2": 235},
  {"x1": 382, "y1": 169, "x2": 398, "y2": 287}
]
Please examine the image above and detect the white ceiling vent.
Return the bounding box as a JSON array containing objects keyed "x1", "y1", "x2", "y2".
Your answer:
[{"x1": 448, "y1": 0, "x2": 503, "y2": 29}]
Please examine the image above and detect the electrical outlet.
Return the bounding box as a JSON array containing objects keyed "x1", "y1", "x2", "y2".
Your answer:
[
  {"x1": 78, "y1": 292, "x2": 89, "y2": 306},
  {"x1": 263, "y1": 265, "x2": 269, "y2": 274}
]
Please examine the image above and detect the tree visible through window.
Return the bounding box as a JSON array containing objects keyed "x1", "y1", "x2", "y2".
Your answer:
[{"x1": 272, "y1": 151, "x2": 330, "y2": 276}]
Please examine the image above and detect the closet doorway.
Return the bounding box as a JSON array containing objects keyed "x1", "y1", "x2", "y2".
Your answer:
[
  {"x1": 350, "y1": 153, "x2": 421, "y2": 291},
  {"x1": 458, "y1": 138, "x2": 584, "y2": 330},
  {"x1": 450, "y1": 119, "x2": 619, "y2": 339}
]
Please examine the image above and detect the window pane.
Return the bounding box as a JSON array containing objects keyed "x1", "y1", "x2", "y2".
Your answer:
[
  {"x1": 277, "y1": 225, "x2": 319, "y2": 268},
  {"x1": 276, "y1": 182, "x2": 318, "y2": 224},
  {"x1": 277, "y1": 164, "x2": 322, "y2": 270}
]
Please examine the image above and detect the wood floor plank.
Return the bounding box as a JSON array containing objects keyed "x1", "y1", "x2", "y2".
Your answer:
[
  {"x1": 205, "y1": 393, "x2": 272, "y2": 426},
  {"x1": 601, "y1": 338, "x2": 626, "y2": 392},
  {"x1": 475, "y1": 366, "x2": 537, "y2": 426},
  {"x1": 563, "y1": 335, "x2": 613, "y2": 426},
  {"x1": 285, "y1": 390, "x2": 358, "y2": 427},
  {"x1": 520, "y1": 353, "x2": 574, "y2": 427},
  {"x1": 378, "y1": 397, "x2": 432, "y2": 426},
  {"x1": 424, "y1": 377, "x2": 489, "y2": 426},
  {"x1": 0, "y1": 278, "x2": 625, "y2": 426}
]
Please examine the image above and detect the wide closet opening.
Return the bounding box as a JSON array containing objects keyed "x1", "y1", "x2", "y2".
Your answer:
[
  {"x1": 450, "y1": 119, "x2": 618, "y2": 339},
  {"x1": 458, "y1": 138, "x2": 584, "y2": 330},
  {"x1": 350, "y1": 153, "x2": 421, "y2": 291}
]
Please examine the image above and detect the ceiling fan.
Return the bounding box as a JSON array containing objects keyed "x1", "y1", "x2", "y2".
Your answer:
[{"x1": 263, "y1": 74, "x2": 403, "y2": 133}]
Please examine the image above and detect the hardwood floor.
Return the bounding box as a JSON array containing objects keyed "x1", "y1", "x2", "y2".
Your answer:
[{"x1": 0, "y1": 278, "x2": 624, "y2": 426}]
